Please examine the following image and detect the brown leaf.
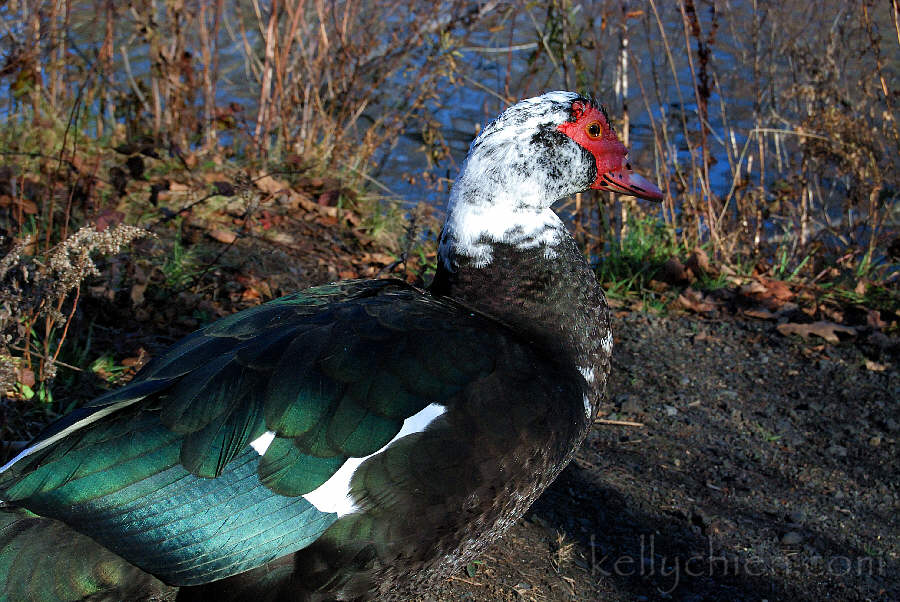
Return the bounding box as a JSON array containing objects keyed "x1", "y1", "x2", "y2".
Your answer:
[
  {"x1": 208, "y1": 228, "x2": 237, "y2": 244},
  {"x1": 168, "y1": 182, "x2": 191, "y2": 193},
  {"x1": 761, "y1": 278, "x2": 794, "y2": 301},
  {"x1": 291, "y1": 192, "x2": 318, "y2": 212},
  {"x1": 659, "y1": 257, "x2": 691, "y2": 284},
  {"x1": 743, "y1": 308, "x2": 776, "y2": 320},
  {"x1": 359, "y1": 252, "x2": 396, "y2": 265},
  {"x1": 685, "y1": 247, "x2": 713, "y2": 276},
  {"x1": 318, "y1": 190, "x2": 340, "y2": 206},
  {"x1": 864, "y1": 359, "x2": 887, "y2": 372},
  {"x1": 342, "y1": 211, "x2": 361, "y2": 226},
  {"x1": 740, "y1": 281, "x2": 768, "y2": 296},
  {"x1": 255, "y1": 174, "x2": 288, "y2": 196},
  {"x1": 17, "y1": 367, "x2": 35, "y2": 388},
  {"x1": 648, "y1": 279, "x2": 670, "y2": 293},
  {"x1": 12, "y1": 197, "x2": 38, "y2": 214},
  {"x1": 741, "y1": 277, "x2": 794, "y2": 310},
  {"x1": 94, "y1": 210, "x2": 124, "y2": 232},
  {"x1": 120, "y1": 354, "x2": 146, "y2": 368},
  {"x1": 776, "y1": 321, "x2": 856, "y2": 344},
  {"x1": 867, "y1": 309, "x2": 887, "y2": 330},
  {"x1": 677, "y1": 288, "x2": 716, "y2": 313},
  {"x1": 241, "y1": 288, "x2": 262, "y2": 303},
  {"x1": 266, "y1": 231, "x2": 296, "y2": 246},
  {"x1": 130, "y1": 283, "x2": 147, "y2": 305}
]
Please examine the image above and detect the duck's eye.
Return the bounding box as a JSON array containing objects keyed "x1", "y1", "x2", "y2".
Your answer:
[{"x1": 586, "y1": 122, "x2": 603, "y2": 138}]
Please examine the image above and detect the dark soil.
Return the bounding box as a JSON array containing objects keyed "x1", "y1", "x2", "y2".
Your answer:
[{"x1": 433, "y1": 312, "x2": 899, "y2": 601}]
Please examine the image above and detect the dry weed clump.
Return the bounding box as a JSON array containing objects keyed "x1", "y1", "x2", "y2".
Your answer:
[{"x1": 0, "y1": 224, "x2": 149, "y2": 398}]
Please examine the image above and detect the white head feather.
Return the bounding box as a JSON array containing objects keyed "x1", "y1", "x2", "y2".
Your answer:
[{"x1": 439, "y1": 91, "x2": 596, "y2": 268}]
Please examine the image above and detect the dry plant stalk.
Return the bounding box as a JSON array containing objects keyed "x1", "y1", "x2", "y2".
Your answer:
[{"x1": 0, "y1": 225, "x2": 150, "y2": 395}]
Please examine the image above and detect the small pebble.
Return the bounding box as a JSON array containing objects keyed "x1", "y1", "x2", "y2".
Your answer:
[
  {"x1": 622, "y1": 397, "x2": 642, "y2": 414},
  {"x1": 664, "y1": 405, "x2": 678, "y2": 417},
  {"x1": 826, "y1": 445, "x2": 848, "y2": 457},
  {"x1": 781, "y1": 531, "x2": 803, "y2": 545}
]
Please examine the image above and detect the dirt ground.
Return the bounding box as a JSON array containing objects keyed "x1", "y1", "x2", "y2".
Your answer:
[{"x1": 433, "y1": 311, "x2": 898, "y2": 602}]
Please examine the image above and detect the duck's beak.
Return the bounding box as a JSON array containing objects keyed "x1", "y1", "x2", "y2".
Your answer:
[{"x1": 593, "y1": 164, "x2": 664, "y2": 202}]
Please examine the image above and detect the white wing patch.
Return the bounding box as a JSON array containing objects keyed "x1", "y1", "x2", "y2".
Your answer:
[
  {"x1": 302, "y1": 403, "x2": 447, "y2": 517},
  {"x1": 249, "y1": 430, "x2": 276, "y2": 455}
]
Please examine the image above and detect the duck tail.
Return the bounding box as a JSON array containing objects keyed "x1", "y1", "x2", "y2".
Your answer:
[{"x1": 0, "y1": 505, "x2": 175, "y2": 601}]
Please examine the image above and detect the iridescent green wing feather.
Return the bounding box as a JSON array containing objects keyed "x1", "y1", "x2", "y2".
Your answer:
[{"x1": 0, "y1": 279, "x2": 503, "y2": 586}]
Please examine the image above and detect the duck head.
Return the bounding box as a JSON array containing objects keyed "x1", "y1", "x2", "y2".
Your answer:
[{"x1": 440, "y1": 91, "x2": 662, "y2": 268}]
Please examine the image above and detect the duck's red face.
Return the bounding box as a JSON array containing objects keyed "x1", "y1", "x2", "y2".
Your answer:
[{"x1": 557, "y1": 100, "x2": 663, "y2": 202}]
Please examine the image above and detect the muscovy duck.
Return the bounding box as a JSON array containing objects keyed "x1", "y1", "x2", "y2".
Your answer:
[{"x1": 0, "y1": 91, "x2": 662, "y2": 601}]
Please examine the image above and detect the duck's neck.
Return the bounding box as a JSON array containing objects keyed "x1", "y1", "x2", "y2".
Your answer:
[{"x1": 430, "y1": 207, "x2": 611, "y2": 404}]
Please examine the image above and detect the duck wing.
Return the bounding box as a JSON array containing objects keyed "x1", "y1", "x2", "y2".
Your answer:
[{"x1": 0, "y1": 278, "x2": 535, "y2": 587}]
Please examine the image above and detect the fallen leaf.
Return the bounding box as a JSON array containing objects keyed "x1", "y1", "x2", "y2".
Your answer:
[
  {"x1": 168, "y1": 181, "x2": 190, "y2": 193},
  {"x1": 759, "y1": 278, "x2": 794, "y2": 301},
  {"x1": 864, "y1": 359, "x2": 887, "y2": 372},
  {"x1": 318, "y1": 190, "x2": 340, "y2": 206},
  {"x1": 867, "y1": 309, "x2": 887, "y2": 330},
  {"x1": 741, "y1": 277, "x2": 795, "y2": 310},
  {"x1": 648, "y1": 279, "x2": 670, "y2": 293},
  {"x1": 255, "y1": 174, "x2": 288, "y2": 196},
  {"x1": 686, "y1": 247, "x2": 713, "y2": 276},
  {"x1": 291, "y1": 192, "x2": 318, "y2": 212},
  {"x1": 17, "y1": 367, "x2": 35, "y2": 388},
  {"x1": 359, "y1": 252, "x2": 396, "y2": 265},
  {"x1": 266, "y1": 231, "x2": 296, "y2": 246},
  {"x1": 693, "y1": 331, "x2": 721, "y2": 343},
  {"x1": 659, "y1": 257, "x2": 691, "y2": 284},
  {"x1": 241, "y1": 288, "x2": 262, "y2": 303},
  {"x1": 130, "y1": 283, "x2": 147, "y2": 305},
  {"x1": 744, "y1": 308, "x2": 776, "y2": 320},
  {"x1": 677, "y1": 288, "x2": 716, "y2": 313},
  {"x1": 342, "y1": 211, "x2": 361, "y2": 226},
  {"x1": 93, "y1": 210, "x2": 124, "y2": 232},
  {"x1": 11, "y1": 197, "x2": 38, "y2": 214},
  {"x1": 776, "y1": 321, "x2": 856, "y2": 344},
  {"x1": 740, "y1": 281, "x2": 768, "y2": 296}
]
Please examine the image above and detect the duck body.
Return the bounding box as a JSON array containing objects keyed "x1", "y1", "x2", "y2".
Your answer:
[{"x1": 0, "y1": 91, "x2": 661, "y2": 601}]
